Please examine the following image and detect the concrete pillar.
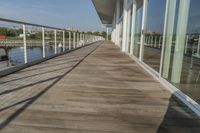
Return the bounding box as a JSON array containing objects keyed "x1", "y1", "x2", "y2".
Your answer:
[
  {"x1": 171, "y1": 0, "x2": 190, "y2": 83},
  {"x1": 130, "y1": 2, "x2": 137, "y2": 55},
  {"x1": 116, "y1": 0, "x2": 120, "y2": 46},
  {"x1": 126, "y1": 8, "x2": 131, "y2": 53},
  {"x1": 122, "y1": 0, "x2": 129, "y2": 52}
]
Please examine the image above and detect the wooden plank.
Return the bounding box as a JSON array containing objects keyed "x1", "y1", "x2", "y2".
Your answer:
[{"x1": 0, "y1": 41, "x2": 199, "y2": 133}]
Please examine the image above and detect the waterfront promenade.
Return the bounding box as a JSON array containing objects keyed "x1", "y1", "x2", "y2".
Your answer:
[{"x1": 0, "y1": 41, "x2": 200, "y2": 133}]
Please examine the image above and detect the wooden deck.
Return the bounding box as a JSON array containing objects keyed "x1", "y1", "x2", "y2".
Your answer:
[{"x1": 0, "y1": 41, "x2": 200, "y2": 133}]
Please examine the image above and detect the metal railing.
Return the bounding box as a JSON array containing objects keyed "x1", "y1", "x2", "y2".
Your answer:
[{"x1": 0, "y1": 18, "x2": 104, "y2": 72}]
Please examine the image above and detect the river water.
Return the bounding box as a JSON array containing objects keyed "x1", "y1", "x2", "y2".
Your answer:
[{"x1": 7, "y1": 46, "x2": 63, "y2": 66}]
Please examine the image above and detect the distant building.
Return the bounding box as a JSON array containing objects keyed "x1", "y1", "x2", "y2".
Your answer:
[
  {"x1": 66, "y1": 27, "x2": 77, "y2": 32},
  {"x1": 19, "y1": 34, "x2": 30, "y2": 38}
]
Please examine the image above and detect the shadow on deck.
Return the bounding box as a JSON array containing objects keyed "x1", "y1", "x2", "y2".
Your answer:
[{"x1": 0, "y1": 41, "x2": 200, "y2": 133}]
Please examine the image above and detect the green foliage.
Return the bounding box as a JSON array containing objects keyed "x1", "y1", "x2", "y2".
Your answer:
[
  {"x1": 0, "y1": 27, "x2": 23, "y2": 37},
  {"x1": 86, "y1": 31, "x2": 106, "y2": 38}
]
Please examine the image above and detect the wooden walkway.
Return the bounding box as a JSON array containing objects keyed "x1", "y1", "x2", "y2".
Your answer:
[{"x1": 0, "y1": 41, "x2": 200, "y2": 133}]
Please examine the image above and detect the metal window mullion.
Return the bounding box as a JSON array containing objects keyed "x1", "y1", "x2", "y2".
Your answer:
[
  {"x1": 130, "y1": 2, "x2": 137, "y2": 55},
  {"x1": 159, "y1": 0, "x2": 170, "y2": 77},
  {"x1": 139, "y1": 0, "x2": 148, "y2": 61}
]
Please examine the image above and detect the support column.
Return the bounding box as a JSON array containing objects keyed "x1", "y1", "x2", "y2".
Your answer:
[
  {"x1": 115, "y1": 0, "x2": 120, "y2": 46},
  {"x1": 130, "y1": 2, "x2": 136, "y2": 55},
  {"x1": 122, "y1": 0, "x2": 129, "y2": 52},
  {"x1": 171, "y1": 0, "x2": 190, "y2": 83},
  {"x1": 126, "y1": 8, "x2": 131, "y2": 53},
  {"x1": 23, "y1": 24, "x2": 27, "y2": 64},
  {"x1": 139, "y1": 0, "x2": 148, "y2": 61},
  {"x1": 162, "y1": 0, "x2": 177, "y2": 78}
]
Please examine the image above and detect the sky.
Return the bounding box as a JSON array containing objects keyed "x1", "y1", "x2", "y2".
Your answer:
[
  {"x1": 146, "y1": 0, "x2": 200, "y2": 34},
  {"x1": 0, "y1": 0, "x2": 104, "y2": 32}
]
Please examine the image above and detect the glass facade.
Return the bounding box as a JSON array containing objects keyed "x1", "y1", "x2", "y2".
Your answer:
[
  {"x1": 133, "y1": 4, "x2": 143, "y2": 58},
  {"x1": 143, "y1": 0, "x2": 166, "y2": 72},
  {"x1": 112, "y1": 0, "x2": 200, "y2": 106},
  {"x1": 162, "y1": 0, "x2": 200, "y2": 103},
  {"x1": 128, "y1": 6, "x2": 133, "y2": 53}
]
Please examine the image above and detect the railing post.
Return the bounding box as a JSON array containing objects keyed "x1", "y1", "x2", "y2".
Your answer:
[
  {"x1": 197, "y1": 35, "x2": 200, "y2": 56},
  {"x1": 73, "y1": 32, "x2": 76, "y2": 48},
  {"x1": 23, "y1": 24, "x2": 28, "y2": 64},
  {"x1": 80, "y1": 33, "x2": 82, "y2": 46},
  {"x1": 159, "y1": 36, "x2": 162, "y2": 49},
  {"x1": 42, "y1": 27, "x2": 45, "y2": 58},
  {"x1": 185, "y1": 35, "x2": 189, "y2": 54},
  {"x1": 154, "y1": 36, "x2": 157, "y2": 48},
  {"x1": 54, "y1": 29, "x2": 57, "y2": 54},
  {"x1": 83, "y1": 34, "x2": 85, "y2": 45},
  {"x1": 63, "y1": 30, "x2": 65, "y2": 52},
  {"x1": 151, "y1": 36, "x2": 153, "y2": 47},
  {"x1": 69, "y1": 31, "x2": 71, "y2": 50},
  {"x1": 77, "y1": 32, "x2": 79, "y2": 47}
]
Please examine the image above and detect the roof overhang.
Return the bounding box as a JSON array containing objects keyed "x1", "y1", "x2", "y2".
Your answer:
[{"x1": 92, "y1": 0, "x2": 116, "y2": 26}]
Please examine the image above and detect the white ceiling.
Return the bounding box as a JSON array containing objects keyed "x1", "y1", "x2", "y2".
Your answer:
[{"x1": 92, "y1": 0, "x2": 116, "y2": 25}]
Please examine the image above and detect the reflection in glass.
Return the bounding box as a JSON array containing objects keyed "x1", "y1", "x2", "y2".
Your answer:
[
  {"x1": 143, "y1": 0, "x2": 166, "y2": 72},
  {"x1": 162, "y1": 0, "x2": 200, "y2": 103},
  {"x1": 133, "y1": 5, "x2": 143, "y2": 58}
]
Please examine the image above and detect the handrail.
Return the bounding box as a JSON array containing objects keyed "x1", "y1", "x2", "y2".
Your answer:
[
  {"x1": 0, "y1": 17, "x2": 104, "y2": 72},
  {"x1": 0, "y1": 18, "x2": 67, "y2": 31}
]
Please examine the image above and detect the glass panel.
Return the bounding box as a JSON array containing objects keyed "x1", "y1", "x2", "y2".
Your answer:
[
  {"x1": 119, "y1": 20, "x2": 123, "y2": 48},
  {"x1": 133, "y1": 4, "x2": 143, "y2": 58},
  {"x1": 57, "y1": 31, "x2": 63, "y2": 53},
  {"x1": 26, "y1": 26, "x2": 43, "y2": 62},
  {"x1": 143, "y1": 0, "x2": 166, "y2": 72},
  {"x1": 0, "y1": 22, "x2": 23, "y2": 71},
  {"x1": 120, "y1": 0, "x2": 124, "y2": 18},
  {"x1": 45, "y1": 29, "x2": 55, "y2": 57},
  {"x1": 162, "y1": 0, "x2": 200, "y2": 103},
  {"x1": 128, "y1": 7, "x2": 132, "y2": 53}
]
